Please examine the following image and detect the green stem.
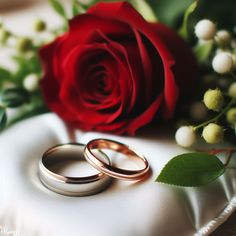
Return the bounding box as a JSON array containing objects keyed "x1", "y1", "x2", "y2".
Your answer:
[
  {"x1": 194, "y1": 97, "x2": 236, "y2": 130},
  {"x1": 231, "y1": 72, "x2": 236, "y2": 80},
  {"x1": 224, "y1": 151, "x2": 233, "y2": 167}
]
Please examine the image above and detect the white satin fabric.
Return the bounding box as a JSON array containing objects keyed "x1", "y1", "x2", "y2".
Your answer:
[{"x1": 0, "y1": 114, "x2": 236, "y2": 236}]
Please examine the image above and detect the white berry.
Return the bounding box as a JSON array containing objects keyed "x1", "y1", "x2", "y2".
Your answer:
[
  {"x1": 195, "y1": 19, "x2": 216, "y2": 40},
  {"x1": 23, "y1": 74, "x2": 39, "y2": 92},
  {"x1": 175, "y1": 126, "x2": 196, "y2": 147},
  {"x1": 212, "y1": 52, "x2": 233, "y2": 74}
]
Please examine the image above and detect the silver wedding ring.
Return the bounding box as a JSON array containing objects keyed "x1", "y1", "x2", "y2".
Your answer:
[{"x1": 39, "y1": 143, "x2": 111, "y2": 196}]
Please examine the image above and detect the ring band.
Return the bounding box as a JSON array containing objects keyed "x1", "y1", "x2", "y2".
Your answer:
[
  {"x1": 39, "y1": 143, "x2": 111, "y2": 196},
  {"x1": 84, "y1": 139, "x2": 149, "y2": 181}
]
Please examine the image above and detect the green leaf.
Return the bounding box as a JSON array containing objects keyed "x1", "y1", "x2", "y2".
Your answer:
[
  {"x1": 0, "y1": 68, "x2": 12, "y2": 88},
  {"x1": 1, "y1": 88, "x2": 30, "y2": 108},
  {"x1": 179, "y1": 0, "x2": 199, "y2": 40},
  {"x1": 72, "y1": 0, "x2": 80, "y2": 16},
  {"x1": 156, "y1": 153, "x2": 225, "y2": 187},
  {"x1": 194, "y1": 41, "x2": 214, "y2": 64},
  {"x1": 71, "y1": 0, "x2": 88, "y2": 16},
  {"x1": 11, "y1": 54, "x2": 42, "y2": 85},
  {"x1": 0, "y1": 107, "x2": 7, "y2": 131},
  {"x1": 130, "y1": 0, "x2": 158, "y2": 22},
  {"x1": 49, "y1": 0, "x2": 67, "y2": 19},
  {"x1": 0, "y1": 68, "x2": 11, "y2": 80}
]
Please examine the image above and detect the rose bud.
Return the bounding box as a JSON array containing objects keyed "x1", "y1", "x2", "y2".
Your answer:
[{"x1": 39, "y1": 2, "x2": 196, "y2": 135}]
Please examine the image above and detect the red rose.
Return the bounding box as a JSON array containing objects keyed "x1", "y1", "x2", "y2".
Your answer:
[{"x1": 40, "y1": 2, "x2": 196, "y2": 135}]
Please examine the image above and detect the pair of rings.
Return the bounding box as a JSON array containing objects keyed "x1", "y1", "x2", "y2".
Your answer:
[{"x1": 39, "y1": 139, "x2": 150, "y2": 196}]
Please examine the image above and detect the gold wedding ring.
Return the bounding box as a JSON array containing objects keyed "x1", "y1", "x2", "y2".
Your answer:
[
  {"x1": 84, "y1": 139, "x2": 150, "y2": 181},
  {"x1": 39, "y1": 139, "x2": 150, "y2": 196},
  {"x1": 39, "y1": 143, "x2": 111, "y2": 196}
]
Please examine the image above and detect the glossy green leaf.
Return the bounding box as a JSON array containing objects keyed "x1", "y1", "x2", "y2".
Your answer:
[
  {"x1": 156, "y1": 153, "x2": 225, "y2": 187},
  {"x1": 179, "y1": 0, "x2": 199, "y2": 40},
  {"x1": 1, "y1": 88, "x2": 30, "y2": 108},
  {"x1": 0, "y1": 107, "x2": 7, "y2": 131}
]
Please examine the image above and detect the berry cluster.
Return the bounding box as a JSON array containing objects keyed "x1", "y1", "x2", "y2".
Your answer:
[
  {"x1": 0, "y1": 18, "x2": 48, "y2": 92},
  {"x1": 176, "y1": 19, "x2": 236, "y2": 147}
]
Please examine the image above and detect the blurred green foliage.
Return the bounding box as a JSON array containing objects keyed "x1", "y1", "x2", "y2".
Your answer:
[
  {"x1": 196, "y1": 0, "x2": 236, "y2": 30},
  {"x1": 147, "y1": 0, "x2": 236, "y2": 31},
  {"x1": 147, "y1": 0, "x2": 193, "y2": 27}
]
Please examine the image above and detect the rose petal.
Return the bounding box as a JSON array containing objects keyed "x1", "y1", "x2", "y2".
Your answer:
[
  {"x1": 40, "y1": 40, "x2": 75, "y2": 121},
  {"x1": 87, "y1": 2, "x2": 179, "y2": 118},
  {"x1": 150, "y1": 23, "x2": 197, "y2": 96},
  {"x1": 85, "y1": 29, "x2": 143, "y2": 114},
  {"x1": 60, "y1": 43, "x2": 131, "y2": 125},
  {"x1": 127, "y1": 93, "x2": 163, "y2": 135}
]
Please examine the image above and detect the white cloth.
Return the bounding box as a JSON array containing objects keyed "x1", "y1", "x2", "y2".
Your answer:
[
  {"x1": 0, "y1": 114, "x2": 236, "y2": 236},
  {"x1": 1, "y1": 2, "x2": 236, "y2": 235}
]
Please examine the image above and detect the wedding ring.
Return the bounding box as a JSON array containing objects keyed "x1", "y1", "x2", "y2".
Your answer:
[
  {"x1": 84, "y1": 139, "x2": 149, "y2": 181},
  {"x1": 39, "y1": 143, "x2": 111, "y2": 196}
]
